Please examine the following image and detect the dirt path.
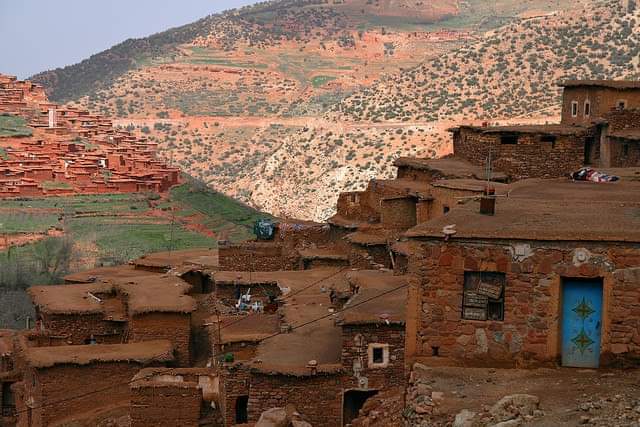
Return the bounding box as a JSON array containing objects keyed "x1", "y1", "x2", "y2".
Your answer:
[{"x1": 413, "y1": 366, "x2": 640, "y2": 426}]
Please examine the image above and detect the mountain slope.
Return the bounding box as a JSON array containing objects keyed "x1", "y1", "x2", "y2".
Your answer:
[
  {"x1": 332, "y1": 0, "x2": 639, "y2": 123},
  {"x1": 26, "y1": 0, "x2": 609, "y2": 221}
]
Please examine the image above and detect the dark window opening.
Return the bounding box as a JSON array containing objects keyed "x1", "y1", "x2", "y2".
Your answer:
[
  {"x1": 541, "y1": 135, "x2": 557, "y2": 148},
  {"x1": 443, "y1": 206, "x2": 450, "y2": 214},
  {"x1": 372, "y1": 347, "x2": 384, "y2": 364},
  {"x1": 571, "y1": 101, "x2": 578, "y2": 117},
  {"x1": 462, "y1": 272, "x2": 505, "y2": 321},
  {"x1": 181, "y1": 271, "x2": 212, "y2": 294},
  {"x1": 343, "y1": 390, "x2": 378, "y2": 425},
  {"x1": 500, "y1": 134, "x2": 518, "y2": 145},
  {"x1": 235, "y1": 395, "x2": 249, "y2": 424},
  {"x1": 622, "y1": 144, "x2": 630, "y2": 158},
  {"x1": 584, "y1": 101, "x2": 591, "y2": 117},
  {"x1": 2, "y1": 382, "x2": 15, "y2": 417},
  {"x1": 431, "y1": 346, "x2": 440, "y2": 357},
  {"x1": 617, "y1": 100, "x2": 627, "y2": 110}
]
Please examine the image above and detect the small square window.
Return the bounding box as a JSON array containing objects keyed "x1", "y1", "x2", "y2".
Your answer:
[
  {"x1": 541, "y1": 135, "x2": 556, "y2": 148},
  {"x1": 617, "y1": 100, "x2": 627, "y2": 110},
  {"x1": 500, "y1": 135, "x2": 518, "y2": 145},
  {"x1": 462, "y1": 272, "x2": 505, "y2": 321},
  {"x1": 367, "y1": 344, "x2": 390, "y2": 368},
  {"x1": 571, "y1": 101, "x2": 579, "y2": 117}
]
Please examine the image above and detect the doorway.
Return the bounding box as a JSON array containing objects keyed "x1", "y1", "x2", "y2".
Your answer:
[
  {"x1": 561, "y1": 279, "x2": 603, "y2": 368},
  {"x1": 343, "y1": 389, "x2": 378, "y2": 425},
  {"x1": 235, "y1": 395, "x2": 248, "y2": 424},
  {"x1": 584, "y1": 137, "x2": 595, "y2": 165}
]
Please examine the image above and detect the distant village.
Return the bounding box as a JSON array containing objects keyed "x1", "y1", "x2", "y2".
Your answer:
[
  {"x1": 0, "y1": 75, "x2": 180, "y2": 197},
  {"x1": 0, "y1": 74, "x2": 639, "y2": 427}
]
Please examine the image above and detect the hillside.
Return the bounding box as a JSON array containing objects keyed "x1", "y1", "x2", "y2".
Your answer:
[
  {"x1": 28, "y1": 0, "x2": 600, "y2": 221},
  {"x1": 333, "y1": 0, "x2": 640, "y2": 123}
]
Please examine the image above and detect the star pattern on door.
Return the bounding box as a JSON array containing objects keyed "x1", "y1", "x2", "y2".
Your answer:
[
  {"x1": 571, "y1": 328, "x2": 595, "y2": 354},
  {"x1": 572, "y1": 297, "x2": 595, "y2": 320}
]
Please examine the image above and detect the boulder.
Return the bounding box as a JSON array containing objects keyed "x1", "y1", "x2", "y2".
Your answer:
[
  {"x1": 453, "y1": 409, "x2": 476, "y2": 427},
  {"x1": 490, "y1": 394, "x2": 540, "y2": 422},
  {"x1": 256, "y1": 407, "x2": 289, "y2": 427}
]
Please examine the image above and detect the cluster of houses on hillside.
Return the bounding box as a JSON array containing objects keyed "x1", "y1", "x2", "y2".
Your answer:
[
  {"x1": 0, "y1": 74, "x2": 180, "y2": 197},
  {"x1": 0, "y1": 79, "x2": 639, "y2": 426}
]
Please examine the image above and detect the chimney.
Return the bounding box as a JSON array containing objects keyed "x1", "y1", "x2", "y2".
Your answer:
[{"x1": 479, "y1": 185, "x2": 496, "y2": 215}]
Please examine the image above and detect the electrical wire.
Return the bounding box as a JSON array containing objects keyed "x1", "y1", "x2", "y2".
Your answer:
[{"x1": 16, "y1": 281, "x2": 408, "y2": 414}]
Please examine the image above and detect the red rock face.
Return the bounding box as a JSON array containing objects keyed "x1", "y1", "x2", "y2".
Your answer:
[{"x1": 0, "y1": 74, "x2": 180, "y2": 198}]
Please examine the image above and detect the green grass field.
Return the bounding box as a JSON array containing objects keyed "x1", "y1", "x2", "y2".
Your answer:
[
  {"x1": 0, "y1": 177, "x2": 267, "y2": 278},
  {"x1": 0, "y1": 115, "x2": 32, "y2": 137}
]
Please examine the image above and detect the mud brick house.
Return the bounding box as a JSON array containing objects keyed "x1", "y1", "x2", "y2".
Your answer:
[
  {"x1": 450, "y1": 80, "x2": 640, "y2": 177},
  {"x1": 402, "y1": 178, "x2": 640, "y2": 369},
  {"x1": 130, "y1": 367, "x2": 218, "y2": 427},
  {"x1": 560, "y1": 80, "x2": 640, "y2": 126},
  {"x1": 216, "y1": 269, "x2": 407, "y2": 427},
  {"x1": 0, "y1": 331, "x2": 18, "y2": 425},
  {"x1": 29, "y1": 272, "x2": 196, "y2": 366},
  {"x1": 13, "y1": 340, "x2": 173, "y2": 427}
]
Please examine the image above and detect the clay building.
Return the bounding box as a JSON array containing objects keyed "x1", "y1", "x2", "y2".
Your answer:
[
  {"x1": 14, "y1": 340, "x2": 174, "y2": 427},
  {"x1": 0, "y1": 331, "x2": 18, "y2": 425},
  {"x1": 450, "y1": 80, "x2": 640, "y2": 177},
  {"x1": 130, "y1": 367, "x2": 218, "y2": 427},
  {"x1": 560, "y1": 80, "x2": 640, "y2": 125},
  {"x1": 29, "y1": 272, "x2": 196, "y2": 366},
  {"x1": 215, "y1": 269, "x2": 408, "y2": 427},
  {"x1": 402, "y1": 178, "x2": 640, "y2": 369}
]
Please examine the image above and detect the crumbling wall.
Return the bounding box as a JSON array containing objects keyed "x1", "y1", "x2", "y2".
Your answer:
[
  {"x1": 341, "y1": 324, "x2": 406, "y2": 390},
  {"x1": 130, "y1": 313, "x2": 191, "y2": 366},
  {"x1": 454, "y1": 128, "x2": 587, "y2": 178},
  {"x1": 411, "y1": 239, "x2": 640, "y2": 367},
  {"x1": 247, "y1": 372, "x2": 342, "y2": 426},
  {"x1": 39, "y1": 313, "x2": 124, "y2": 345},
  {"x1": 130, "y1": 383, "x2": 201, "y2": 427}
]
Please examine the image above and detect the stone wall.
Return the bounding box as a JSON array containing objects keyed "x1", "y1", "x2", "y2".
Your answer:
[
  {"x1": 19, "y1": 362, "x2": 144, "y2": 427},
  {"x1": 130, "y1": 313, "x2": 191, "y2": 367},
  {"x1": 130, "y1": 383, "x2": 201, "y2": 427},
  {"x1": 609, "y1": 136, "x2": 640, "y2": 167},
  {"x1": 380, "y1": 198, "x2": 417, "y2": 230},
  {"x1": 38, "y1": 313, "x2": 125, "y2": 345},
  {"x1": 218, "y1": 242, "x2": 298, "y2": 271},
  {"x1": 396, "y1": 166, "x2": 435, "y2": 182},
  {"x1": 341, "y1": 324, "x2": 406, "y2": 390},
  {"x1": 409, "y1": 239, "x2": 640, "y2": 367},
  {"x1": 219, "y1": 364, "x2": 250, "y2": 427},
  {"x1": 453, "y1": 127, "x2": 588, "y2": 178},
  {"x1": 247, "y1": 372, "x2": 343, "y2": 426}
]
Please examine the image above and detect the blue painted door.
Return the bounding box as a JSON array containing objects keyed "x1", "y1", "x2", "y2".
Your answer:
[{"x1": 561, "y1": 280, "x2": 603, "y2": 368}]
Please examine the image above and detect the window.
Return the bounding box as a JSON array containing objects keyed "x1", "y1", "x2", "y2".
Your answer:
[
  {"x1": 541, "y1": 135, "x2": 557, "y2": 148},
  {"x1": 462, "y1": 272, "x2": 505, "y2": 321},
  {"x1": 617, "y1": 100, "x2": 627, "y2": 110},
  {"x1": 367, "y1": 343, "x2": 390, "y2": 368},
  {"x1": 622, "y1": 143, "x2": 630, "y2": 158},
  {"x1": 372, "y1": 347, "x2": 384, "y2": 364},
  {"x1": 571, "y1": 101, "x2": 579, "y2": 117},
  {"x1": 443, "y1": 205, "x2": 450, "y2": 214},
  {"x1": 500, "y1": 134, "x2": 518, "y2": 145},
  {"x1": 584, "y1": 101, "x2": 591, "y2": 117}
]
